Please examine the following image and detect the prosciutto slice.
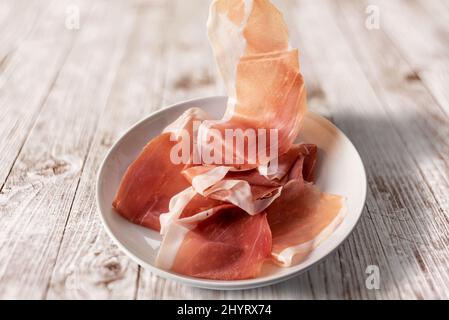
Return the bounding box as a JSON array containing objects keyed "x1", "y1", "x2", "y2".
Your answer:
[
  {"x1": 266, "y1": 180, "x2": 346, "y2": 266},
  {"x1": 156, "y1": 205, "x2": 272, "y2": 280},
  {"x1": 113, "y1": 108, "x2": 210, "y2": 231},
  {"x1": 200, "y1": 0, "x2": 307, "y2": 165}
]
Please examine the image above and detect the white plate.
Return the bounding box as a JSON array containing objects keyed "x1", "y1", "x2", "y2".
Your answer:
[{"x1": 97, "y1": 96, "x2": 366, "y2": 290}]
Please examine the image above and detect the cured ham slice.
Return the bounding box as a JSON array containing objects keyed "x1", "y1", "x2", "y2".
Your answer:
[
  {"x1": 266, "y1": 180, "x2": 346, "y2": 266},
  {"x1": 112, "y1": 132, "x2": 189, "y2": 231},
  {"x1": 113, "y1": 108, "x2": 210, "y2": 231},
  {"x1": 201, "y1": 0, "x2": 307, "y2": 165},
  {"x1": 156, "y1": 205, "x2": 272, "y2": 280},
  {"x1": 207, "y1": 0, "x2": 289, "y2": 91}
]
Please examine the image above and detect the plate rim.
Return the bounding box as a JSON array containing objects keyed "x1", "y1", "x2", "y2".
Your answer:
[{"x1": 96, "y1": 95, "x2": 367, "y2": 290}]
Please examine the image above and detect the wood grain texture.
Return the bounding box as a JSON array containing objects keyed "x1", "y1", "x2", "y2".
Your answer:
[
  {"x1": 0, "y1": 0, "x2": 448, "y2": 299},
  {"x1": 47, "y1": 0, "x2": 171, "y2": 300},
  {"x1": 0, "y1": 0, "x2": 79, "y2": 187},
  {"x1": 0, "y1": 0, "x2": 135, "y2": 298}
]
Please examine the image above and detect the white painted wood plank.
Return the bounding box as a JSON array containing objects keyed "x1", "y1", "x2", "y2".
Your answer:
[
  {"x1": 0, "y1": 0, "x2": 134, "y2": 299},
  {"x1": 369, "y1": 0, "x2": 449, "y2": 117},
  {"x1": 46, "y1": 0, "x2": 177, "y2": 300},
  {"x1": 0, "y1": 0, "x2": 51, "y2": 59},
  {"x1": 0, "y1": 0, "x2": 82, "y2": 187}
]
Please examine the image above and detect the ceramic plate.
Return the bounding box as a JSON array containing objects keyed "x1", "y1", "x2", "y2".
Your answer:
[{"x1": 97, "y1": 96, "x2": 366, "y2": 290}]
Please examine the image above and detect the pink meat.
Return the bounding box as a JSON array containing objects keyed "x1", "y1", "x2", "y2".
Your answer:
[{"x1": 171, "y1": 205, "x2": 272, "y2": 280}]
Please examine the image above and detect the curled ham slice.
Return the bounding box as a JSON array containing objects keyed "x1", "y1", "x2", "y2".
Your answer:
[
  {"x1": 156, "y1": 205, "x2": 272, "y2": 280},
  {"x1": 182, "y1": 165, "x2": 282, "y2": 215},
  {"x1": 201, "y1": 0, "x2": 307, "y2": 165}
]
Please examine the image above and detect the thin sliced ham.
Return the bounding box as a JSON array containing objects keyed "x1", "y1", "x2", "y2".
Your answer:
[
  {"x1": 156, "y1": 205, "x2": 272, "y2": 280},
  {"x1": 201, "y1": 0, "x2": 307, "y2": 165},
  {"x1": 112, "y1": 132, "x2": 189, "y2": 231},
  {"x1": 266, "y1": 180, "x2": 346, "y2": 266},
  {"x1": 113, "y1": 108, "x2": 210, "y2": 231}
]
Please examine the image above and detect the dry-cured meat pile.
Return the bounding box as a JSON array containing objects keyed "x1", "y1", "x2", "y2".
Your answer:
[{"x1": 113, "y1": 0, "x2": 345, "y2": 280}]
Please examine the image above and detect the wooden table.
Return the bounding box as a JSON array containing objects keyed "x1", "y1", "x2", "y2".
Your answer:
[{"x1": 1, "y1": 0, "x2": 448, "y2": 300}]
